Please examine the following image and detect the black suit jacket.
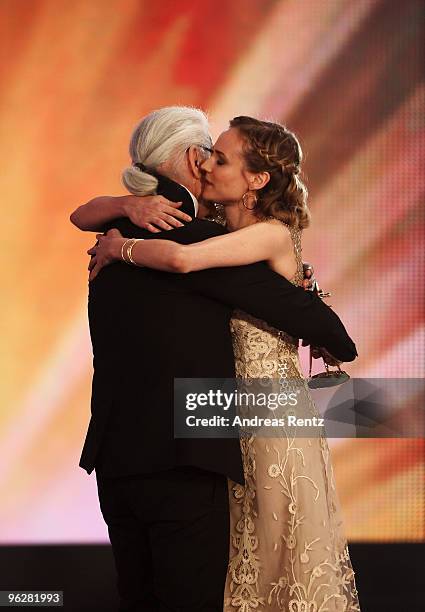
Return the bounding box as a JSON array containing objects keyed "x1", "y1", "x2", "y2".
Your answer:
[{"x1": 79, "y1": 175, "x2": 357, "y2": 484}]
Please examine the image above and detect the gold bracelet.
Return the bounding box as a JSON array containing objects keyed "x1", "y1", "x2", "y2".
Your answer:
[
  {"x1": 121, "y1": 238, "x2": 144, "y2": 265},
  {"x1": 121, "y1": 239, "x2": 130, "y2": 263},
  {"x1": 125, "y1": 239, "x2": 137, "y2": 264},
  {"x1": 121, "y1": 238, "x2": 136, "y2": 264},
  {"x1": 128, "y1": 239, "x2": 143, "y2": 265},
  {"x1": 126, "y1": 239, "x2": 137, "y2": 264}
]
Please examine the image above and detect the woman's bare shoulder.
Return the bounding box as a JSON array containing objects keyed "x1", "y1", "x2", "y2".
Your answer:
[{"x1": 257, "y1": 217, "x2": 292, "y2": 241}]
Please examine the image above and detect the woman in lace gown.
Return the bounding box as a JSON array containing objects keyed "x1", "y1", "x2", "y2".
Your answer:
[{"x1": 80, "y1": 115, "x2": 361, "y2": 611}]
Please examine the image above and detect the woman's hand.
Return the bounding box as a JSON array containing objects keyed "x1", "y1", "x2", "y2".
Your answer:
[
  {"x1": 87, "y1": 229, "x2": 126, "y2": 281},
  {"x1": 122, "y1": 195, "x2": 192, "y2": 232},
  {"x1": 311, "y1": 346, "x2": 342, "y2": 367}
]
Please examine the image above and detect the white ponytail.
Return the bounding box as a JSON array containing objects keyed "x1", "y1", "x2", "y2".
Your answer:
[{"x1": 122, "y1": 106, "x2": 211, "y2": 196}]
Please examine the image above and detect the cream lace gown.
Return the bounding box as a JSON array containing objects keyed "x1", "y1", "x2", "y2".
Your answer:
[{"x1": 222, "y1": 222, "x2": 361, "y2": 612}]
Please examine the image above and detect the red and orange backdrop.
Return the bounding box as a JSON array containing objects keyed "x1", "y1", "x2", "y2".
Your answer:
[{"x1": 0, "y1": 0, "x2": 423, "y2": 543}]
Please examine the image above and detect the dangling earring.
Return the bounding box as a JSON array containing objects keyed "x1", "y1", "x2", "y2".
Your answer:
[{"x1": 242, "y1": 191, "x2": 257, "y2": 210}]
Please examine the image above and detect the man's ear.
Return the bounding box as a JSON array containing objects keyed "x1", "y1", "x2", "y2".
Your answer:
[{"x1": 187, "y1": 145, "x2": 203, "y2": 179}]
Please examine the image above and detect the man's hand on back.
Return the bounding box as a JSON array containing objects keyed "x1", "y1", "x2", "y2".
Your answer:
[{"x1": 123, "y1": 195, "x2": 192, "y2": 233}]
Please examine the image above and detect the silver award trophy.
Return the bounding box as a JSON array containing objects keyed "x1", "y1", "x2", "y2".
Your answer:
[{"x1": 305, "y1": 271, "x2": 350, "y2": 389}]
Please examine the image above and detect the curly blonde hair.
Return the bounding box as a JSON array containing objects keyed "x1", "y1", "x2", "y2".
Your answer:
[{"x1": 230, "y1": 116, "x2": 310, "y2": 229}]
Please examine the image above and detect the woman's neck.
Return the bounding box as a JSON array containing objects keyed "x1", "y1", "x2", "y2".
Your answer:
[{"x1": 224, "y1": 201, "x2": 258, "y2": 232}]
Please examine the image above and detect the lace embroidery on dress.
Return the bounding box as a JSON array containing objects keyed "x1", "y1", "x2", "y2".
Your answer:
[{"x1": 223, "y1": 218, "x2": 361, "y2": 612}]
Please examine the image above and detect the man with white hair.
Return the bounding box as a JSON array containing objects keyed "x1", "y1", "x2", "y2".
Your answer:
[
  {"x1": 72, "y1": 106, "x2": 215, "y2": 233},
  {"x1": 76, "y1": 106, "x2": 356, "y2": 611}
]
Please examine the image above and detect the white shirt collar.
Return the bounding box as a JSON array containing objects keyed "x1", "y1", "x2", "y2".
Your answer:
[{"x1": 178, "y1": 183, "x2": 199, "y2": 217}]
